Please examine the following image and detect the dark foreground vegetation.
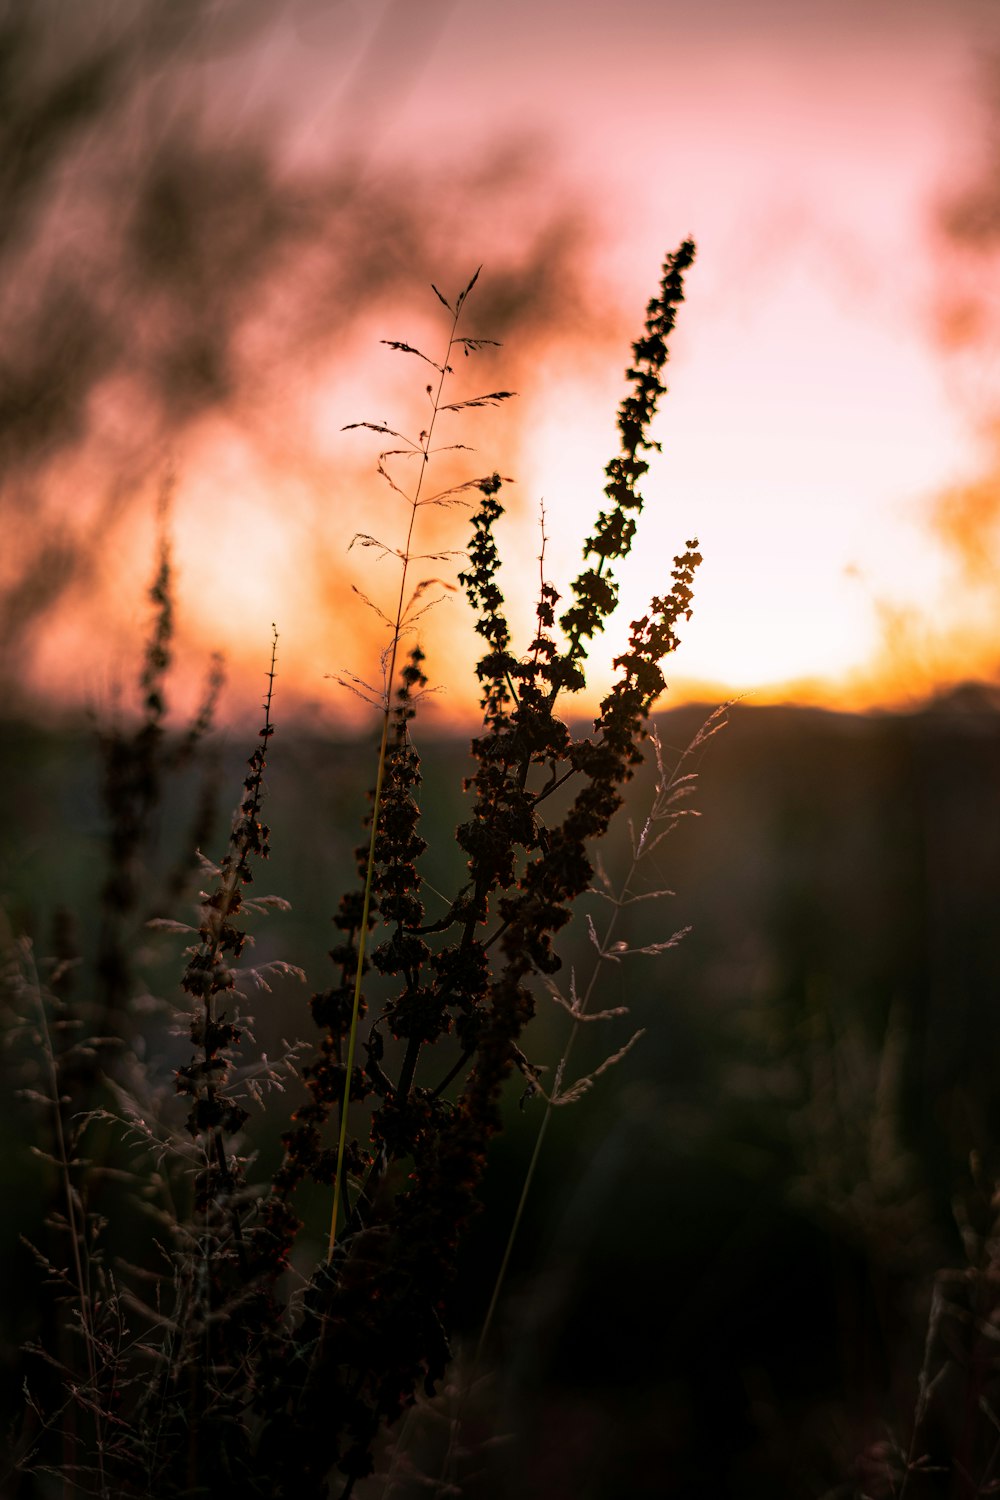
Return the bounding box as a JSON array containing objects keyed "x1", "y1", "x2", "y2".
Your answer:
[
  {"x1": 5, "y1": 684, "x2": 1000, "y2": 1496},
  {"x1": 4, "y1": 242, "x2": 1000, "y2": 1499},
  {"x1": 3, "y1": 249, "x2": 712, "y2": 1498}
]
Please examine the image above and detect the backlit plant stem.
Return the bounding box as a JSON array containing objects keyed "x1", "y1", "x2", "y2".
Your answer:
[{"x1": 328, "y1": 291, "x2": 470, "y2": 1256}]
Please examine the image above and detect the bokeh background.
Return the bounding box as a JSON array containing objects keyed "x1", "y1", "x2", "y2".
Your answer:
[
  {"x1": 6, "y1": 0, "x2": 1000, "y2": 720},
  {"x1": 5, "y1": 2, "x2": 1000, "y2": 1495}
]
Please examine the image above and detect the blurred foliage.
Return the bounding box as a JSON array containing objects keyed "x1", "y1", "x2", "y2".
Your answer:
[{"x1": 3, "y1": 688, "x2": 1000, "y2": 1494}]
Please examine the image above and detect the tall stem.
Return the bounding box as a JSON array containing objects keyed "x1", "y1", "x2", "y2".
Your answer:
[
  {"x1": 27, "y1": 942, "x2": 109, "y2": 1500},
  {"x1": 328, "y1": 298, "x2": 466, "y2": 1256},
  {"x1": 477, "y1": 718, "x2": 715, "y2": 1353}
]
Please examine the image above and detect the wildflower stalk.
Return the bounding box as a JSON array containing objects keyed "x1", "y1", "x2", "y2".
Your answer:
[
  {"x1": 329, "y1": 268, "x2": 503, "y2": 1253},
  {"x1": 176, "y1": 628, "x2": 278, "y2": 1268}
]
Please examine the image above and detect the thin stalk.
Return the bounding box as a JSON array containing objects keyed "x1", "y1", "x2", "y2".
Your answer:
[
  {"x1": 432, "y1": 732, "x2": 697, "y2": 1497},
  {"x1": 328, "y1": 293, "x2": 469, "y2": 1257},
  {"x1": 434, "y1": 795, "x2": 642, "y2": 1496},
  {"x1": 328, "y1": 714, "x2": 389, "y2": 1256},
  {"x1": 27, "y1": 942, "x2": 109, "y2": 1500},
  {"x1": 474, "y1": 898, "x2": 623, "y2": 1365},
  {"x1": 479, "y1": 715, "x2": 721, "y2": 1353}
]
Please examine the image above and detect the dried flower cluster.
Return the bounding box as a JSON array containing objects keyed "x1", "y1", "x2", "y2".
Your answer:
[{"x1": 9, "y1": 245, "x2": 702, "y2": 1499}]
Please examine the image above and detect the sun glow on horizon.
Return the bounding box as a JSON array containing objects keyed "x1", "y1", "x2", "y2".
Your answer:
[
  {"x1": 7, "y1": 0, "x2": 1000, "y2": 730},
  {"x1": 17, "y1": 276, "x2": 1000, "y2": 733}
]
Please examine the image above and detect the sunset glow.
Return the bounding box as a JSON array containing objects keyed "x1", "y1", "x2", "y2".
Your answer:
[{"x1": 6, "y1": 0, "x2": 1000, "y2": 727}]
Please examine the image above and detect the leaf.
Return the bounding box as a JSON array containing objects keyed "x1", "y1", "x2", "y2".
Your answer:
[
  {"x1": 374, "y1": 464, "x2": 409, "y2": 505},
  {"x1": 403, "y1": 576, "x2": 454, "y2": 611},
  {"x1": 401, "y1": 584, "x2": 458, "y2": 631},
  {"x1": 439, "y1": 391, "x2": 516, "y2": 413},
  {"x1": 553, "y1": 1029, "x2": 646, "y2": 1106},
  {"x1": 431, "y1": 282, "x2": 454, "y2": 313},
  {"x1": 343, "y1": 421, "x2": 418, "y2": 448},
  {"x1": 419, "y1": 476, "x2": 510, "y2": 508},
  {"x1": 457, "y1": 265, "x2": 482, "y2": 305},
  {"x1": 328, "y1": 670, "x2": 385, "y2": 709},
  {"x1": 350, "y1": 586, "x2": 393, "y2": 626},
  {"x1": 348, "y1": 533, "x2": 399, "y2": 563},
  {"x1": 242, "y1": 896, "x2": 292, "y2": 918},
  {"x1": 240, "y1": 960, "x2": 307, "y2": 992},
  {"x1": 622, "y1": 888, "x2": 676, "y2": 905},
  {"x1": 612, "y1": 926, "x2": 692, "y2": 958},
  {"x1": 381, "y1": 340, "x2": 448, "y2": 373},
  {"x1": 542, "y1": 975, "x2": 628, "y2": 1023}
]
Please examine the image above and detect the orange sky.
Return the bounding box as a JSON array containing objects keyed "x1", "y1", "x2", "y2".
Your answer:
[{"x1": 6, "y1": 0, "x2": 1000, "y2": 728}]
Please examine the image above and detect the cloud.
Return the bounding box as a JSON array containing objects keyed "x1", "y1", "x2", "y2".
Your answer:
[
  {"x1": 0, "y1": 0, "x2": 617, "y2": 717},
  {"x1": 849, "y1": 49, "x2": 1000, "y2": 706},
  {"x1": 929, "y1": 442, "x2": 1000, "y2": 585}
]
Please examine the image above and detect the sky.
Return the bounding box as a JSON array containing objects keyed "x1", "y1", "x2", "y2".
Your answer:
[{"x1": 4, "y1": 0, "x2": 1000, "y2": 726}]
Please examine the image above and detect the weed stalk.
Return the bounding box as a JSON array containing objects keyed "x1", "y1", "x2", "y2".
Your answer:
[{"x1": 329, "y1": 267, "x2": 510, "y2": 1252}]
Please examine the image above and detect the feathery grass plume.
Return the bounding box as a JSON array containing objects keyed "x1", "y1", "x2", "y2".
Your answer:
[
  {"x1": 429, "y1": 707, "x2": 728, "y2": 1496},
  {"x1": 478, "y1": 707, "x2": 728, "y2": 1331},
  {"x1": 327, "y1": 269, "x2": 514, "y2": 1254}
]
